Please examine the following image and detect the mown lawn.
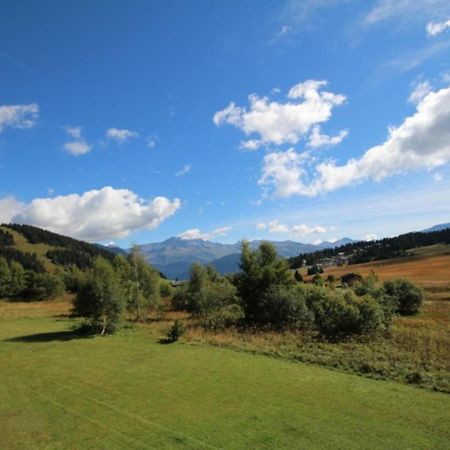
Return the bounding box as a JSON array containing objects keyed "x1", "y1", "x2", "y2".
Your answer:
[{"x1": 1, "y1": 310, "x2": 449, "y2": 450}]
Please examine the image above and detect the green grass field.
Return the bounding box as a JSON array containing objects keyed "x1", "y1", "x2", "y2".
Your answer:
[{"x1": 1, "y1": 305, "x2": 449, "y2": 449}]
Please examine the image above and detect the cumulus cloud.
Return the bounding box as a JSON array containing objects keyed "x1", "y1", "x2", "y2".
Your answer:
[
  {"x1": 0, "y1": 103, "x2": 38, "y2": 132},
  {"x1": 256, "y1": 220, "x2": 327, "y2": 236},
  {"x1": 179, "y1": 226, "x2": 231, "y2": 241},
  {"x1": 307, "y1": 125, "x2": 348, "y2": 149},
  {"x1": 0, "y1": 196, "x2": 25, "y2": 223},
  {"x1": 213, "y1": 80, "x2": 346, "y2": 149},
  {"x1": 63, "y1": 126, "x2": 92, "y2": 156},
  {"x1": 408, "y1": 80, "x2": 432, "y2": 105},
  {"x1": 106, "y1": 127, "x2": 139, "y2": 144},
  {"x1": 260, "y1": 85, "x2": 450, "y2": 197},
  {"x1": 259, "y1": 148, "x2": 316, "y2": 197},
  {"x1": 365, "y1": 233, "x2": 378, "y2": 241},
  {"x1": 426, "y1": 19, "x2": 450, "y2": 36},
  {"x1": 0, "y1": 187, "x2": 180, "y2": 241},
  {"x1": 175, "y1": 164, "x2": 192, "y2": 177}
]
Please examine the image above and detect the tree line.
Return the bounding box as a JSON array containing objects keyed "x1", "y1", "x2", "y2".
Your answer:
[
  {"x1": 290, "y1": 227, "x2": 450, "y2": 268},
  {"x1": 170, "y1": 242, "x2": 423, "y2": 341}
]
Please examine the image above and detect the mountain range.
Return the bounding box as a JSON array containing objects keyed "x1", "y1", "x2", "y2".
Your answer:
[{"x1": 135, "y1": 237, "x2": 354, "y2": 280}]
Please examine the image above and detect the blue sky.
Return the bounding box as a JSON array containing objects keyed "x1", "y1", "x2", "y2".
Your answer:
[{"x1": 1, "y1": 0, "x2": 450, "y2": 246}]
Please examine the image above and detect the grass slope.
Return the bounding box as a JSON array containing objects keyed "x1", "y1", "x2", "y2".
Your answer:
[
  {"x1": 1, "y1": 304, "x2": 449, "y2": 449},
  {"x1": 0, "y1": 226, "x2": 57, "y2": 272}
]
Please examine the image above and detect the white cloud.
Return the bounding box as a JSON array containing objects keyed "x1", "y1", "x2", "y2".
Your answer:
[
  {"x1": 408, "y1": 80, "x2": 432, "y2": 105},
  {"x1": 0, "y1": 103, "x2": 38, "y2": 132},
  {"x1": 179, "y1": 226, "x2": 231, "y2": 241},
  {"x1": 0, "y1": 196, "x2": 25, "y2": 223},
  {"x1": 175, "y1": 164, "x2": 192, "y2": 177},
  {"x1": 65, "y1": 126, "x2": 83, "y2": 139},
  {"x1": 363, "y1": 0, "x2": 450, "y2": 28},
  {"x1": 291, "y1": 224, "x2": 327, "y2": 236},
  {"x1": 307, "y1": 125, "x2": 348, "y2": 149},
  {"x1": 1, "y1": 187, "x2": 180, "y2": 241},
  {"x1": 260, "y1": 85, "x2": 450, "y2": 197},
  {"x1": 213, "y1": 80, "x2": 346, "y2": 149},
  {"x1": 63, "y1": 126, "x2": 92, "y2": 156},
  {"x1": 426, "y1": 19, "x2": 450, "y2": 36},
  {"x1": 433, "y1": 172, "x2": 443, "y2": 182},
  {"x1": 380, "y1": 41, "x2": 450, "y2": 76},
  {"x1": 256, "y1": 220, "x2": 327, "y2": 236},
  {"x1": 146, "y1": 136, "x2": 157, "y2": 149},
  {"x1": 365, "y1": 233, "x2": 378, "y2": 241},
  {"x1": 106, "y1": 128, "x2": 139, "y2": 144},
  {"x1": 276, "y1": 25, "x2": 293, "y2": 37},
  {"x1": 259, "y1": 148, "x2": 316, "y2": 197}
]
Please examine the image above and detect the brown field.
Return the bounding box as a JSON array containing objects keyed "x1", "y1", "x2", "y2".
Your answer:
[{"x1": 322, "y1": 245, "x2": 450, "y2": 299}]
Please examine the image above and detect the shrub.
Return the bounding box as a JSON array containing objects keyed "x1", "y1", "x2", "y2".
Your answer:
[
  {"x1": 341, "y1": 272, "x2": 363, "y2": 286},
  {"x1": 159, "y1": 280, "x2": 173, "y2": 298},
  {"x1": 312, "y1": 274, "x2": 324, "y2": 286},
  {"x1": 383, "y1": 279, "x2": 424, "y2": 315},
  {"x1": 307, "y1": 265, "x2": 323, "y2": 276},
  {"x1": 294, "y1": 270, "x2": 303, "y2": 282},
  {"x1": 305, "y1": 286, "x2": 385, "y2": 340},
  {"x1": 199, "y1": 304, "x2": 244, "y2": 330},
  {"x1": 167, "y1": 319, "x2": 185, "y2": 342},
  {"x1": 172, "y1": 285, "x2": 189, "y2": 311},
  {"x1": 259, "y1": 285, "x2": 313, "y2": 331}
]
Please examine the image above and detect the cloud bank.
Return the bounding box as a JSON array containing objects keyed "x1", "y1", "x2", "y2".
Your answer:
[
  {"x1": 259, "y1": 84, "x2": 450, "y2": 197},
  {"x1": 1, "y1": 187, "x2": 180, "y2": 241}
]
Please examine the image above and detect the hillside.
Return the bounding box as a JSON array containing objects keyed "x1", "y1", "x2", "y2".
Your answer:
[
  {"x1": 0, "y1": 223, "x2": 116, "y2": 272},
  {"x1": 290, "y1": 227, "x2": 450, "y2": 268},
  {"x1": 321, "y1": 243, "x2": 450, "y2": 300}
]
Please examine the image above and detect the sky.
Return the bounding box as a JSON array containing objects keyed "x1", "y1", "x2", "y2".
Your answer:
[{"x1": 1, "y1": 0, "x2": 450, "y2": 247}]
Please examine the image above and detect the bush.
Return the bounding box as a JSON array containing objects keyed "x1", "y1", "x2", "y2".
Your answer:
[
  {"x1": 172, "y1": 285, "x2": 189, "y2": 311},
  {"x1": 192, "y1": 280, "x2": 244, "y2": 329},
  {"x1": 383, "y1": 279, "x2": 424, "y2": 315},
  {"x1": 312, "y1": 274, "x2": 324, "y2": 286},
  {"x1": 159, "y1": 280, "x2": 173, "y2": 298},
  {"x1": 199, "y1": 304, "x2": 244, "y2": 330},
  {"x1": 167, "y1": 319, "x2": 185, "y2": 342},
  {"x1": 305, "y1": 286, "x2": 385, "y2": 340},
  {"x1": 294, "y1": 270, "x2": 303, "y2": 282},
  {"x1": 259, "y1": 285, "x2": 313, "y2": 331},
  {"x1": 307, "y1": 265, "x2": 323, "y2": 276}
]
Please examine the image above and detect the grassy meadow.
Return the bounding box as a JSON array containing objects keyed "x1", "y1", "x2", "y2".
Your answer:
[
  {"x1": 1, "y1": 300, "x2": 450, "y2": 450},
  {"x1": 188, "y1": 246, "x2": 450, "y2": 392}
]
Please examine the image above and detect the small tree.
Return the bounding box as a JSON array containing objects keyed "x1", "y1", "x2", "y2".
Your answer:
[
  {"x1": 383, "y1": 279, "x2": 424, "y2": 315},
  {"x1": 294, "y1": 270, "x2": 303, "y2": 283},
  {"x1": 167, "y1": 319, "x2": 185, "y2": 342},
  {"x1": 0, "y1": 257, "x2": 11, "y2": 297},
  {"x1": 9, "y1": 261, "x2": 26, "y2": 297},
  {"x1": 74, "y1": 257, "x2": 125, "y2": 334},
  {"x1": 238, "y1": 241, "x2": 292, "y2": 323}
]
